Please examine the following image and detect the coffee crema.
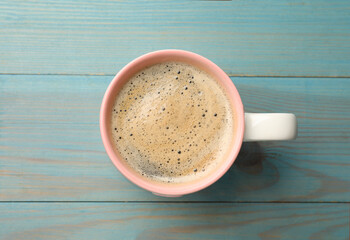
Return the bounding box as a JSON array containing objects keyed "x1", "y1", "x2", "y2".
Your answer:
[{"x1": 111, "y1": 62, "x2": 235, "y2": 184}]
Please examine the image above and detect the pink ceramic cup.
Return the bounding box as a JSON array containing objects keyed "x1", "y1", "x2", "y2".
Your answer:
[{"x1": 100, "y1": 49, "x2": 297, "y2": 197}]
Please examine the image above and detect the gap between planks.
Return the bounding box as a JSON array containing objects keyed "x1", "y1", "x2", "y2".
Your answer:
[
  {"x1": 1, "y1": 73, "x2": 350, "y2": 78},
  {"x1": 0, "y1": 201, "x2": 349, "y2": 204}
]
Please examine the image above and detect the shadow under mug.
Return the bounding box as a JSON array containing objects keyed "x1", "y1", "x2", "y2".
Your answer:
[{"x1": 100, "y1": 49, "x2": 297, "y2": 197}]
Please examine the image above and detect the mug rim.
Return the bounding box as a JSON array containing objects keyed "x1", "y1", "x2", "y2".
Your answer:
[{"x1": 100, "y1": 49, "x2": 244, "y2": 196}]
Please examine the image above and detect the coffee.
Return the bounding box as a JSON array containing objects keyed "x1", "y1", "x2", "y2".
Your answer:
[{"x1": 111, "y1": 62, "x2": 235, "y2": 184}]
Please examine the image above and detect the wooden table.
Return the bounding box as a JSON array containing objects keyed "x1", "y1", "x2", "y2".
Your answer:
[{"x1": 1, "y1": 1, "x2": 349, "y2": 239}]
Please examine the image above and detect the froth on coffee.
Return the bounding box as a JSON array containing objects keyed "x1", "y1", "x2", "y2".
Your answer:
[{"x1": 111, "y1": 62, "x2": 235, "y2": 184}]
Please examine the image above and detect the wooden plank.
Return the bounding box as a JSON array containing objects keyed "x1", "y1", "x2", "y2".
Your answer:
[
  {"x1": 0, "y1": 203, "x2": 348, "y2": 239},
  {"x1": 1, "y1": 0, "x2": 350, "y2": 76},
  {"x1": 0, "y1": 75, "x2": 349, "y2": 201}
]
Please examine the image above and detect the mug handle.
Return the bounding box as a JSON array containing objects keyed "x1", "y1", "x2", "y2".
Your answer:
[{"x1": 243, "y1": 113, "x2": 297, "y2": 142}]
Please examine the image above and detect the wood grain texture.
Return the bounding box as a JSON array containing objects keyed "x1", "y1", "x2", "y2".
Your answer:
[
  {"x1": 0, "y1": 203, "x2": 348, "y2": 240},
  {"x1": 1, "y1": 75, "x2": 349, "y2": 201},
  {"x1": 1, "y1": 0, "x2": 350, "y2": 76}
]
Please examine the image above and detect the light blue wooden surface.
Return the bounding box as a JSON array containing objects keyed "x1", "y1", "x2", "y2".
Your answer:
[
  {"x1": 0, "y1": 203, "x2": 348, "y2": 240},
  {"x1": 1, "y1": 0, "x2": 350, "y2": 76},
  {"x1": 1, "y1": 0, "x2": 350, "y2": 239},
  {"x1": 1, "y1": 75, "x2": 349, "y2": 201}
]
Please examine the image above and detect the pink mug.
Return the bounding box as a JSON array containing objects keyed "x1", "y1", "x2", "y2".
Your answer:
[{"x1": 100, "y1": 50, "x2": 297, "y2": 197}]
